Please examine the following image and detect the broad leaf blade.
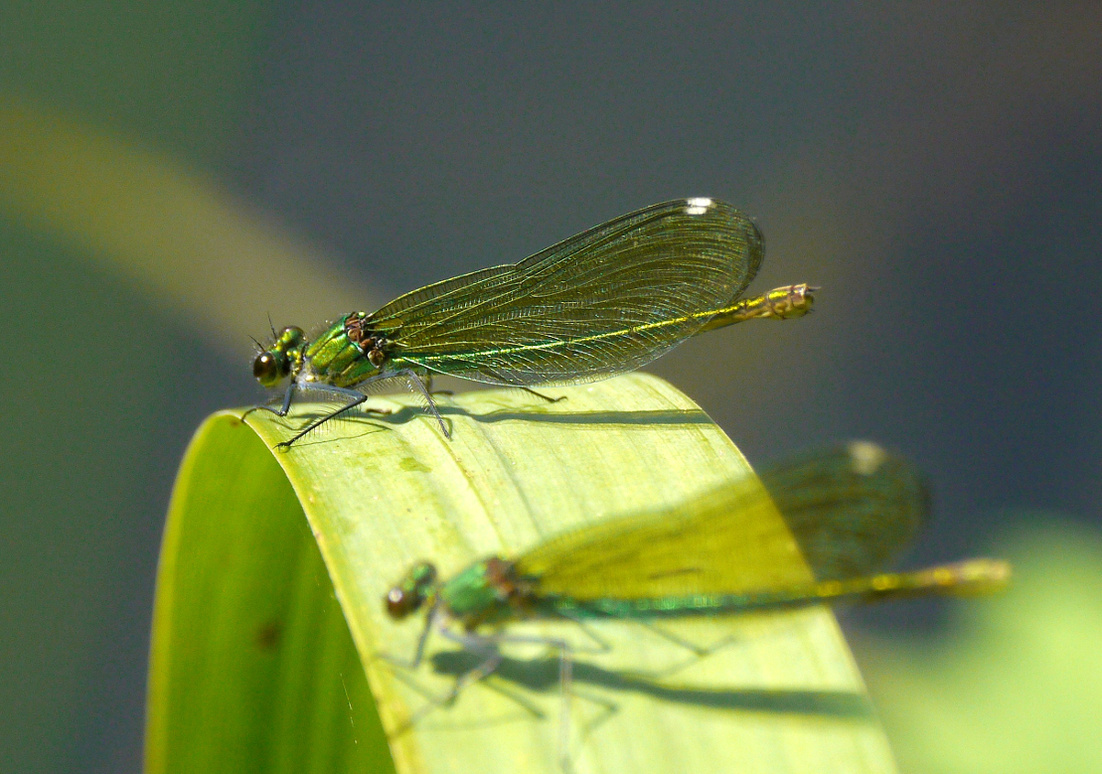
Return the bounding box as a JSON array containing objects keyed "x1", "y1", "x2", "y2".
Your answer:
[
  {"x1": 145, "y1": 408, "x2": 390, "y2": 774},
  {"x1": 147, "y1": 373, "x2": 895, "y2": 774}
]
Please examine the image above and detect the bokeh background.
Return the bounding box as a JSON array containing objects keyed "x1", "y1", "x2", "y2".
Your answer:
[{"x1": 2, "y1": 4, "x2": 1099, "y2": 773}]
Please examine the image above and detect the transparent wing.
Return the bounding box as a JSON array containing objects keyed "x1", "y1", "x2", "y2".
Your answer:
[
  {"x1": 516, "y1": 442, "x2": 928, "y2": 601},
  {"x1": 368, "y1": 199, "x2": 763, "y2": 385},
  {"x1": 763, "y1": 441, "x2": 927, "y2": 581}
]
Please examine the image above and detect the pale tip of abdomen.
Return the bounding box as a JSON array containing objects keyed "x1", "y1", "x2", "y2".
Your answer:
[{"x1": 938, "y1": 558, "x2": 1013, "y2": 596}]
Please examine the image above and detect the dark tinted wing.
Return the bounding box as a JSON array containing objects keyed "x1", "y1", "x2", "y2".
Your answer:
[
  {"x1": 516, "y1": 443, "x2": 927, "y2": 601},
  {"x1": 368, "y1": 199, "x2": 762, "y2": 384}
]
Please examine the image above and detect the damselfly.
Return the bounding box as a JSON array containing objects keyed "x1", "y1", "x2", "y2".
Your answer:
[
  {"x1": 384, "y1": 442, "x2": 1009, "y2": 768},
  {"x1": 248, "y1": 198, "x2": 815, "y2": 446}
]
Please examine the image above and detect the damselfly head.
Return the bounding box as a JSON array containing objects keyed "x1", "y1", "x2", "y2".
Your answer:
[
  {"x1": 385, "y1": 561, "x2": 438, "y2": 619},
  {"x1": 253, "y1": 326, "x2": 306, "y2": 388}
]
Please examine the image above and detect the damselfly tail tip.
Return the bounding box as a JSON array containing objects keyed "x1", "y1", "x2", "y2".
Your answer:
[
  {"x1": 937, "y1": 558, "x2": 1012, "y2": 596},
  {"x1": 770, "y1": 283, "x2": 817, "y2": 319}
]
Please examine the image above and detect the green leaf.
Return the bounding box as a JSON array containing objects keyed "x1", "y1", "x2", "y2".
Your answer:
[
  {"x1": 146, "y1": 373, "x2": 897, "y2": 774},
  {"x1": 859, "y1": 518, "x2": 1102, "y2": 774}
]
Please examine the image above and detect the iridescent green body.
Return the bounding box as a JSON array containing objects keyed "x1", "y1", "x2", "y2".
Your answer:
[
  {"x1": 435, "y1": 556, "x2": 1005, "y2": 626},
  {"x1": 287, "y1": 280, "x2": 816, "y2": 391},
  {"x1": 291, "y1": 280, "x2": 815, "y2": 390},
  {"x1": 303, "y1": 319, "x2": 382, "y2": 388},
  {"x1": 249, "y1": 198, "x2": 817, "y2": 445}
]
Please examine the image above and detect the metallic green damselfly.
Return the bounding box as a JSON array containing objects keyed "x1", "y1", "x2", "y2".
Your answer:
[
  {"x1": 248, "y1": 198, "x2": 815, "y2": 446},
  {"x1": 384, "y1": 442, "x2": 1009, "y2": 768}
]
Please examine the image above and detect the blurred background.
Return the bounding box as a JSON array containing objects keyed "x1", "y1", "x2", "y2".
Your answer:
[{"x1": 2, "y1": 3, "x2": 1099, "y2": 773}]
